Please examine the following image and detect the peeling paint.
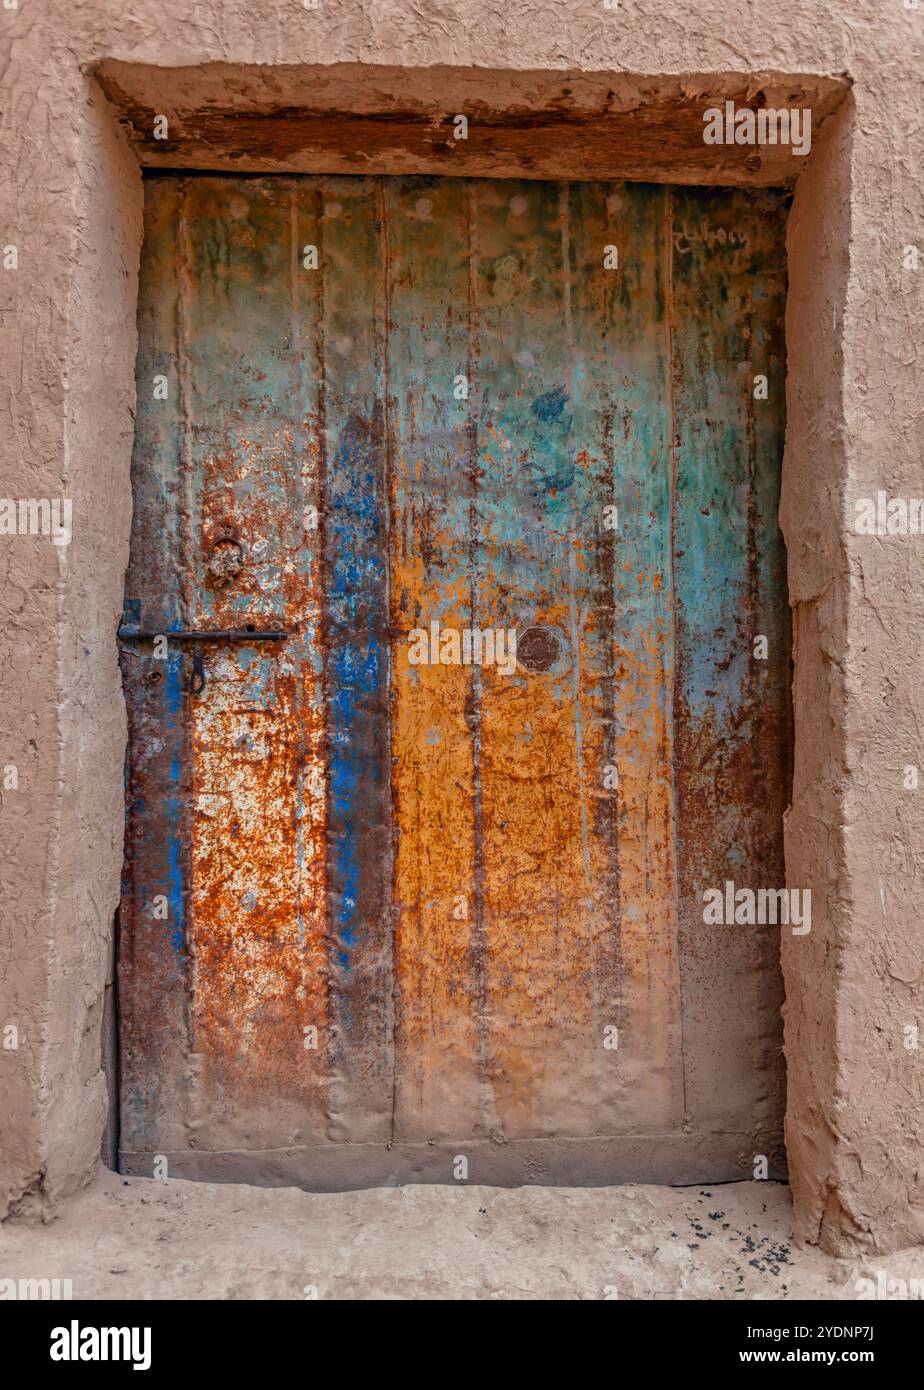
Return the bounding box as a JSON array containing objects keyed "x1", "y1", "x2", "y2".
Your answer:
[{"x1": 119, "y1": 174, "x2": 789, "y2": 1177}]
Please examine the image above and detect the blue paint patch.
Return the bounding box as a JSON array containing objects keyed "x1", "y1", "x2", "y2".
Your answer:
[
  {"x1": 326, "y1": 415, "x2": 388, "y2": 992},
  {"x1": 531, "y1": 386, "x2": 569, "y2": 423},
  {"x1": 164, "y1": 795, "x2": 186, "y2": 965},
  {"x1": 165, "y1": 653, "x2": 184, "y2": 724}
]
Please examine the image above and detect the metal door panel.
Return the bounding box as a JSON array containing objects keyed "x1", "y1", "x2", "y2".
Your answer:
[{"x1": 119, "y1": 175, "x2": 790, "y2": 1184}]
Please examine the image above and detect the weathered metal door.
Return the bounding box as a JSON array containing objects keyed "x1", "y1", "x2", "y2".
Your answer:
[{"x1": 120, "y1": 175, "x2": 790, "y2": 1187}]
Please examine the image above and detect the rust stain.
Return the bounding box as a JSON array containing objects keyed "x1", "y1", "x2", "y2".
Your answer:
[
  {"x1": 190, "y1": 426, "x2": 328, "y2": 1107},
  {"x1": 119, "y1": 174, "x2": 790, "y2": 1170}
]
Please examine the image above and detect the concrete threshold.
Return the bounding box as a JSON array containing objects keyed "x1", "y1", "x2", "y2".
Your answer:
[{"x1": 3, "y1": 1167, "x2": 924, "y2": 1300}]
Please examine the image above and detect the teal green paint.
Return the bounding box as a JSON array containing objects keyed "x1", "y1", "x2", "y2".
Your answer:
[{"x1": 121, "y1": 174, "x2": 790, "y2": 1172}]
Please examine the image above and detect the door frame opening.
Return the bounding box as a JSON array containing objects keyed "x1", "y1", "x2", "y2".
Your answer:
[{"x1": 9, "y1": 53, "x2": 884, "y2": 1253}]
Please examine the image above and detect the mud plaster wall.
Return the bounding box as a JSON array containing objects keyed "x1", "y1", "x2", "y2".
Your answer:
[{"x1": 0, "y1": 1, "x2": 921, "y2": 1258}]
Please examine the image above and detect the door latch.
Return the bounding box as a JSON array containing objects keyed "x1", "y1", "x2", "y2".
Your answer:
[{"x1": 118, "y1": 601, "x2": 290, "y2": 694}]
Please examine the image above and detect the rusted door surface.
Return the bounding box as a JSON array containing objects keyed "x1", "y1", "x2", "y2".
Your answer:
[{"x1": 119, "y1": 176, "x2": 790, "y2": 1186}]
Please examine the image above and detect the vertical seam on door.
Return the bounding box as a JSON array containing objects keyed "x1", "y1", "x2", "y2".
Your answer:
[
  {"x1": 664, "y1": 182, "x2": 690, "y2": 1130},
  {"x1": 380, "y1": 177, "x2": 400, "y2": 1149},
  {"x1": 466, "y1": 179, "x2": 492, "y2": 1136},
  {"x1": 174, "y1": 178, "x2": 199, "y2": 1143}
]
